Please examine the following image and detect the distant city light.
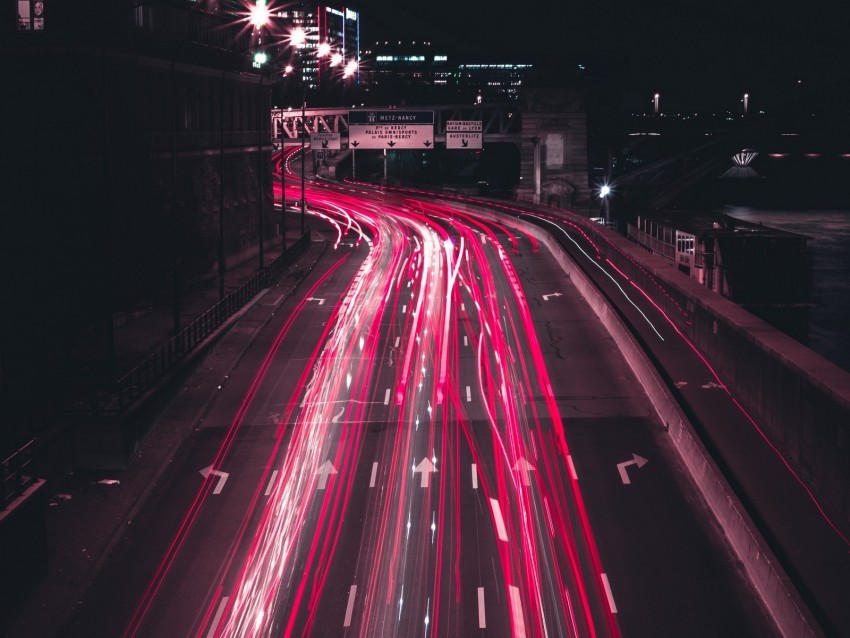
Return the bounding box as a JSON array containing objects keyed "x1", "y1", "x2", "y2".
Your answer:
[
  {"x1": 317, "y1": 42, "x2": 331, "y2": 57},
  {"x1": 599, "y1": 185, "x2": 611, "y2": 198},
  {"x1": 290, "y1": 26, "x2": 306, "y2": 48}
]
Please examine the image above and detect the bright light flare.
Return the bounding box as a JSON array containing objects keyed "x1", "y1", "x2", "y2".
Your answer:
[
  {"x1": 330, "y1": 52, "x2": 343, "y2": 67},
  {"x1": 317, "y1": 41, "x2": 331, "y2": 57},
  {"x1": 248, "y1": 1, "x2": 270, "y2": 28},
  {"x1": 599, "y1": 185, "x2": 611, "y2": 199},
  {"x1": 290, "y1": 26, "x2": 306, "y2": 48},
  {"x1": 343, "y1": 60, "x2": 358, "y2": 78}
]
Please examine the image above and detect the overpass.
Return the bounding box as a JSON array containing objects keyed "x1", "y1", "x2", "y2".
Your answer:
[{"x1": 271, "y1": 91, "x2": 595, "y2": 211}]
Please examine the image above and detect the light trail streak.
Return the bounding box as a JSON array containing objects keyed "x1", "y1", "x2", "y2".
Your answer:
[{"x1": 190, "y1": 178, "x2": 623, "y2": 637}]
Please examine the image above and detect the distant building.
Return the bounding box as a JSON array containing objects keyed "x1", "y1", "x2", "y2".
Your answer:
[
  {"x1": 455, "y1": 63, "x2": 532, "y2": 102},
  {"x1": 628, "y1": 212, "x2": 813, "y2": 341},
  {"x1": 361, "y1": 41, "x2": 532, "y2": 104},
  {"x1": 262, "y1": 3, "x2": 361, "y2": 91}
]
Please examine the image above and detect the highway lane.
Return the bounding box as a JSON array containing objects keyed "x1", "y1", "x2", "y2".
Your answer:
[{"x1": 61, "y1": 157, "x2": 777, "y2": 637}]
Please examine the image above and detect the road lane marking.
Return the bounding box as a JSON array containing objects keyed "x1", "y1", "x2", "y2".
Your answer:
[
  {"x1": 206, "y1": 596, "x2": 229, "y2": 638},
  {"x1": 509, "y1": 586, "x2": 527, "y2": 638},
  {"x1": 478, "y1": 587, "x2": 486, "y2": 628},
  {"x1": 394, "y1": 336, "x2": 401, "y2": 348},
  {"x1": 466, "y1": 385, "x2": 472, "y2": 402},
  {"x1": 489, "y1": 498, "x2": 509, "y2": 542},
  {"x1": 265, "y1": 470, "x2": 279, "y2": 496},
  {"x1": 384, "y1": 388, "x2": 391, "y2": 405},
  {"x1": 344, "y1": 585, "x2": 357, "y2": 627},
  {"x1": 601, "y1": 573, "x2": 618, "y2": 613},
  {"x1": 567, "y1": 455, "x2": 578, "y2": 480},
  {"x1": 471, "y1": 463, "x2": 478, "y2": 489},
  {"x1": 370, "y1": 462, "x2": 379, "y2": 487}
]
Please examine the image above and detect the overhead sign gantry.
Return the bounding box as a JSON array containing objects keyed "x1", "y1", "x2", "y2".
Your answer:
[{"x1": 348, "y1": 110, "x2": 435, "y2": 149}]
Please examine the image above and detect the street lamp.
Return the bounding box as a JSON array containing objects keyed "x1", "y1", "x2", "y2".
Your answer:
[{"x1": 599, "y1": 184, "x2": 612, "y2": 224}]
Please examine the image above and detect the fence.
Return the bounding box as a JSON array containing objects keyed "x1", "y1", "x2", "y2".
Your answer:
[
  {"x1": 1, "y1": 440, "x2": 36, "y2": 511},
  {"x1": 69, "y1": 232, "x2": 311, "y2": 418}
]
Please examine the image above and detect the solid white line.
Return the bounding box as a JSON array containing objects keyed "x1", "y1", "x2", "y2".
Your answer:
[
  {"x1": 265, "y1": 470, "x2": 279, "y2": 496},
  {"x1": 466, "y1": 385, "x2": 472, "y2": 402},
  {"x1": 206, "y1": 596, "x2": 229, "y2": 638},
  {"x1": 344, "y1": 585, "x2": 358, "y2": 627},
  {"x1": 370, "y1": 462, "x2": 379, "y2": 487},
  {"x1": 601, "y1": 573, "x2": 618, "y2": 613},
  {"x1": 384, "y1": 388, "x2": 391, "y2": 405},
  {"x1": 477, "y1": 587, "x2": 486, "y2": 628},
  {"x1": 471, "y1": 463, "x2": 478, "y2": 489},
  {"x1": 567, "y1": 455, "x2": 578, "y2": 480},
  {"x1": 509, "y1": 586, "x2": 527, "y2": 638},
  {"x1": 489, "y1": 498, "x2": 509, "y2": 542}
]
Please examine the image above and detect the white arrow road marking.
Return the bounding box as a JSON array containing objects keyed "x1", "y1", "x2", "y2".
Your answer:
[
  {"x1": 513, "y1": 457, "x2": 536, "y2": 486},
  {"x1": 413, "y1": 458, "x2": 437, "y2": 488},
  {"x1": 343, "y1": 585, "x2": 357, "y2": 627},
  {"x1": 306, "y1": 297, "x2": 326, "y2": 305},
  {"x1": 478, "y1": 587, "x2": 486, "y2": 628},
  {"x1": 332, "y1": 406, "x2": 345, "y2": 422},
  {"x1": 617, "y1": 453, "x2": 649, "y2": 484},
  {"x1": 701, "y1": 381, "x2": 724, "y2": 389},
  {"x1": 199, "y1": 466, "x2": 230, "y2": 494},
  {"x1": 316, "y1": 460, "x2": 337, "y2": 490},
  {"x1": 542, "y1": 292, "x2": 563, "y2": 301},
  {"x1": 675, "y1": 381, "x2": 688, "y2": 388}
]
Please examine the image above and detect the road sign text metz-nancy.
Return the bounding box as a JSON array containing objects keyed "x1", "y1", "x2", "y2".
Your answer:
[{"x1": 348, "y1": 110, "x2": 435, "y2": 149}]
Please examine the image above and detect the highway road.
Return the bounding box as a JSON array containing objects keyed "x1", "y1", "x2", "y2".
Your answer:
[{"x1": 60, "y1": 151, "x2": 777, "y2": 637}]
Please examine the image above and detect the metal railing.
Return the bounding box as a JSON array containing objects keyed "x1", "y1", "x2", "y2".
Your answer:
[
  {"x1": 1, "y1": 440, "x2": 36, "y2": 511},
  {"x1": 69, "y1": 232, "x2": 311, "y2": 417}
]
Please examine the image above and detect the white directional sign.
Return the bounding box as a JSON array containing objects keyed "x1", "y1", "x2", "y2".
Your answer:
[
  {"x1": 310, "y1": 131, "x2": 341, "y2": 150},
  {"x1": 446, "y1": 120, "x2": 483, "y2": 150},
  {"x1": 348, "y1": 110, "x2": 434, "y2": 149}
]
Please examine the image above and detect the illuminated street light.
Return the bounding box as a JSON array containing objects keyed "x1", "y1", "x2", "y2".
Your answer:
[
  {"x1": 330, "y1": 52, "x2": 343, "y2": 67},
  {"x1": 317, "y1": 41, "x2": 331, "y2": 57},
  {"x1": 343, "y1": 59, "x2": 358, "y2": 78},
  {"x1": 599, "y1": 184, "x2": 611, "y2": 198},
  {"x1": 249, "y1": 0, "x2": 270, "y2": 28}
]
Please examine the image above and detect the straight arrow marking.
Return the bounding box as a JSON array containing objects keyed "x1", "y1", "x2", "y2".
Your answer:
[
  {"x1": 316, "y1": 460, "x2": 338, "y2": 490},
  {"x1": 413, "y1": 458, "x2": 437, "y2": 488}
]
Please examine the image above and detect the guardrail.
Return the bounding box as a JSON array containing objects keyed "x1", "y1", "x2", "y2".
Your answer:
[
  {"x1": 1, "y1": 440, "x2": 36, "y2": 511},
  {"x1": 68, "y1": 232, "x2": 311, "y2": 418}
]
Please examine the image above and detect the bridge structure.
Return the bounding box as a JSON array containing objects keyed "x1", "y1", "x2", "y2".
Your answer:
[{"x1": 271, "y1": 95, "x2": 595, "y2": 212}]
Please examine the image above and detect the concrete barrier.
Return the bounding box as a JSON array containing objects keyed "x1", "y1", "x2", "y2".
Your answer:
[{"x1": 477, "y1": 208, "x2": 825, "y2": 637}]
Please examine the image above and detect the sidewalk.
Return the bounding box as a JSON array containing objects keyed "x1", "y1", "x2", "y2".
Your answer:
[{"x1": 3, "y1": 229, "x2": 326, "y2": 638}]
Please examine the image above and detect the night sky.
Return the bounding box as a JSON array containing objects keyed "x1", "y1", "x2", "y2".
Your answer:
[{"x1": 354, "y1": 0, "x2": 849, "y2": 111}]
